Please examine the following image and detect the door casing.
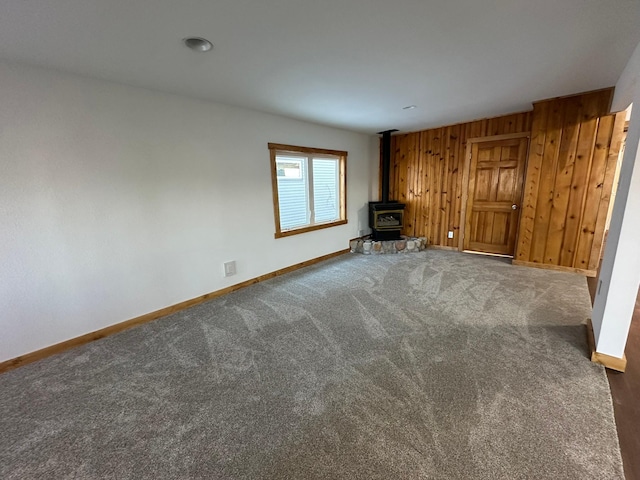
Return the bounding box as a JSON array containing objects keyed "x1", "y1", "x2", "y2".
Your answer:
[{"x1": 459, "y1": 132, "x2": 530, "y2": 256}]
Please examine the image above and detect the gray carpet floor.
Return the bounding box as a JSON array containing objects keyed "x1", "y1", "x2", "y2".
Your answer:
[{"x1": 0, "y1": 250, "x2": 624, "y2": 479}]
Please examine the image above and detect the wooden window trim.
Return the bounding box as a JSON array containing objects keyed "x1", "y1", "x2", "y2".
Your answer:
[
  {"x1": 269, "y1": 143, "x2": 347, "y2": 239},
  {"x1": 268, "y1": 143, "x2": 347, "y2": 157}
]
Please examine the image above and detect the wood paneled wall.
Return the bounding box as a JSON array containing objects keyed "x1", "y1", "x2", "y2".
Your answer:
[
  {"x1": 514, "y1": 89, "x2": 626, "y2": 274},
  {"x1": 388, "y1": 112, "x2": 532, "y2": 247}
]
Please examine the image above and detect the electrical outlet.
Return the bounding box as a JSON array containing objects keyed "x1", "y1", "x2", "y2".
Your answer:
[
  {"x1": 448, "y1": 231, "x2": 454, "y2": 239},
  {"x1": 223, "y1": 261, "x2": 236, "y2": 277},
  {"x1": 358, "y1": 229, "x2": 365, "y2": 237}
]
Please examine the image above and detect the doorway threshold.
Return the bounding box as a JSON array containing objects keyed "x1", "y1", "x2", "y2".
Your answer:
[{"x1": 462, "y1": 250, "x2": 513, "y2": 259}]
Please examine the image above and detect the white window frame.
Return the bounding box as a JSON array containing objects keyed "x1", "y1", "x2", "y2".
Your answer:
[{"x1": 269, "y1": 143, "x2": 347, "y2": 238}]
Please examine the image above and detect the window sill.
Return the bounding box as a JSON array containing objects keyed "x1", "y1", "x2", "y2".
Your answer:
[{"x1": 275, "y1": 219, "x2": 348, "y2": 238}]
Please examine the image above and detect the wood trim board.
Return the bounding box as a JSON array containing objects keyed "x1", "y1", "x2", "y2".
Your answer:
[
  {"x1": 586, "y1": 318, "x2": 627, "y2": 372},
  {"x1": 459, "y1": 141, "x2": 473, "y2": 251},
  {"x1": 269, "y1": 147, "x2": 282, "y2": 237},
  {"x1": 427, "y1": 245, "x2": 459, "y2": 251},
  {"x1": 512, "y1": 259, "x2": 596, "y2": 277},
  {"x1": 532, "y1": 87, "x2": 614, "y2": 111},
  {"x1": 267, "y1": 143, "x2": 348, "y2": 157},
  {"x1": 274, "y1": 219, "x2": 348, "y2": 238},
  {"x1": 0, "y1": 248, "x2": 350, "y2": 374}
]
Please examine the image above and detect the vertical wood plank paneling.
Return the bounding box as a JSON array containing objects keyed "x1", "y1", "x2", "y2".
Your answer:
[
  {"x1": 397, "y1": 134, "x2": 408, "y2": 209},
  {"x1": 513, "y1": 87, "x2": 625, "y2": 274},
  {"x1": 529, "y1": 101, "x2": 565, "y2": 263},
  {"x1": 405, "y1": 133, "x2": 419, "y2": 234},
  {"x1": 450, "y1": 125, "x2": 463, "y2": 247},
  {"x1": 418, "y1": 130, "x2": 431, "y2": 238},
  {"x1": 435, "y1": 129, "x2": 445, "y2": 243},
  {"x1": 427, "y1": 129, "x2": 437, "y2": 241},
  {"x1": 433, "y1": 128, "x2": 442, "y2": 242},
  {"x1": 437, "y1": 129, "x2": 446, "y2": 244},
  {"x1": 390, "y1": 111, "x2": 532, "y2": 245},
  {"x1": 443, "y1": 126, "x2": 454, "y2": 246},
  {"x1": 575, "y1": 115, "x2": 614, "y2": 269},
  {"x1": 414, "y1": 132, "x2": 425, "y2": 238},
  {"x1": 401, "y1": 134, "x2": 412, "y2": 232},
  {"x1": 394, "y1": 133, "x2": 416, "y2": 235},
  {"x1": 559, "y1": 95, "x2": 600, "y2": 266},
  {"x1": 588, "y1": 111, "x2": 627, "y2": 269},
  {"x1": 385, "y1": 89, "x2": 617, "y2": 271},
  {"x1": 545, "y1": 97, "x2": 582, "y2": 265},
  {"x1": 464, "y1": 142, "x2": 480, "y2": 251},
  {"x1": 514, "y1": 101, "x2": 547, "y2": 261}
]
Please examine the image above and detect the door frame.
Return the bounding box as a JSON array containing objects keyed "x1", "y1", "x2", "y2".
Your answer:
[{"x1": 458, "y1": 132, "x2": 530, "y2": 253}]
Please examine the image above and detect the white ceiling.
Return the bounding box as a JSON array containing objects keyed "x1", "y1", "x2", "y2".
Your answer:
[{"x1": 1, "y1": 0, "x2": 638, "y2": 134}]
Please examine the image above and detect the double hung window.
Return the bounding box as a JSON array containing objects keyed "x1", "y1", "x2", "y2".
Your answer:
[{"x1": 269, "y1": 143, "x2": 347, "y2": 238}]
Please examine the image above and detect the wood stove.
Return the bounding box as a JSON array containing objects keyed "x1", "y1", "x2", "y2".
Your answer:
[
  {"x1": 369, "y1": 129, "x2": 405, "y2": 240},
  {"x1": 369, "y1": 201, "x2": 405, "y2": 240}
]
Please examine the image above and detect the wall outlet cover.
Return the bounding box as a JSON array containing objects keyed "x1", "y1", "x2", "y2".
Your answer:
[
  {"x1": 224, "y1": 261, "x2": 237, "y2": 277},
  {"x1": 448, "y1": 231, "x2": 454, "y2": 239}
]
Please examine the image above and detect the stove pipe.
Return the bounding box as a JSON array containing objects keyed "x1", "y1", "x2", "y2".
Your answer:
[{"x1": 378, "y1": 129, "x2": 398, "y2": 203}]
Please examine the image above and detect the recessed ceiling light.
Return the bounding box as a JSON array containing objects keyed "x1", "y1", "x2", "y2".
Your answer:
[
  {"x1": 403, "y1": 105, "x2": 417, "y2": 110},
  {"x1": 183, "y1": 37, "x2": 213, "y2": 52}
]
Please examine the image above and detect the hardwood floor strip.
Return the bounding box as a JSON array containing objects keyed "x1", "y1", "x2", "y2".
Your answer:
[{"x1": 607, "y1": 291, "x2": 640, "y2": 480}]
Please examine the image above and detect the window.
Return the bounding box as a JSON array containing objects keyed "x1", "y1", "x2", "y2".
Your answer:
[{"x1": 269, "y1": 143, "x2": 347, "y2": 238}]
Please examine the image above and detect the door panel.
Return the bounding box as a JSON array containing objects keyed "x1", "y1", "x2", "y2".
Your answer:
[{"x1": 464, "y1": 137, "x2": 528, "y2": 256}]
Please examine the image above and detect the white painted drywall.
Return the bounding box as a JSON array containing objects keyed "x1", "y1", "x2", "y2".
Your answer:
[
  {"x1": 592, "y1": 41, "x2": 640, "y2": 358},
  {"x1": 0, "y1": 61, "x2": 373, "y2": 363}
]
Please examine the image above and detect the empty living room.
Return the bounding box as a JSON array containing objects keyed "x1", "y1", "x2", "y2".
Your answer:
[{"x1": 2, "y1": 1, "x2": 640, "y2": 479}]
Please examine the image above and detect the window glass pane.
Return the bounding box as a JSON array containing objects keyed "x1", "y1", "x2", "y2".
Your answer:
[
  {"x1": 276, "y1": 156, "x2": 309, "y2": 230},
  {"x1": 312, "y1": 158, "x2": 339, "y2": 223},
  {"x1": 276, "y1": 159, "x2": 302, "y2": 178}
]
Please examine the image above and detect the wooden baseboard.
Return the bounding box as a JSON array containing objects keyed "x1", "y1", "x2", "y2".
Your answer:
[
  {"x1": 586, "y1": 318, "x2": 627, "y2": 372},
  {"x1": 512, "y1": 260, "x2": 597, "y2": 277},
  {"x1": 0, "y1": 248, "x2": 349, "y2": 374},
  {"x1": 427, "y1": 245, "x2": 458, "y2": 251}
]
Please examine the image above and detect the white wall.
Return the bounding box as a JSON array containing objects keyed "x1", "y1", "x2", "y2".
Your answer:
[
  {"x1": 0, "y1": 61, "x2": 374, "y2": 363},
  {"x1": 592, "y1": 41, "x2": 640, "y2": 358}
]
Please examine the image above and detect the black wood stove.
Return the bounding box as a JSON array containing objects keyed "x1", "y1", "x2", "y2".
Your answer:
[{"x1": 369, "y1": 129, "x2": 405, "y2": 240}]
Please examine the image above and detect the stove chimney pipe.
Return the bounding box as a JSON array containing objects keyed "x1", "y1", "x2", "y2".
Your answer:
[{"x1": 378, "y1": 129, "x2": 398, "y2": 203}]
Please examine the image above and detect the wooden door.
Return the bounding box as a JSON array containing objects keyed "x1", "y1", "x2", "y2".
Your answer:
[{"x1": 463, "y1": 136, "x2": 528, "y2": 256}]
